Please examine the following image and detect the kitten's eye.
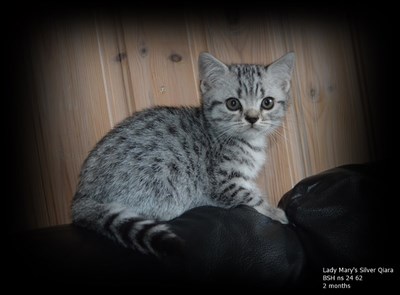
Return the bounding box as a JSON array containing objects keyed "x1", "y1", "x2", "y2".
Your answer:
[
  {"x1": 261, "y1": 97, "x2": 275, "y2": 110},
  {"x1": 225, "y1": 97, "x2": 242, "y2": 111}
]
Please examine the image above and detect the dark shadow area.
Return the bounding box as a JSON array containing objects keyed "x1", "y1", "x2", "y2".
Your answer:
[{"x1": 5, "y1": 4, "x2": 397, "y2": 290}]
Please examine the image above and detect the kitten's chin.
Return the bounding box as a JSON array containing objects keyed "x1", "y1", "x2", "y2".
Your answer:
[{"x1": 241, "y1": 126, "x2": 267, "y2": 139}]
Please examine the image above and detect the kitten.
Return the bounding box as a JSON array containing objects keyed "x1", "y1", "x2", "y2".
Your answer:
[{"x1": 72, "y1": 52, "x2": 295, "y2": 256}]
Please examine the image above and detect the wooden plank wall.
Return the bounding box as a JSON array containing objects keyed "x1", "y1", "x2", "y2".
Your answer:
[{"x1": 17, "y1": 11, "x2": 376, "y2": 229}]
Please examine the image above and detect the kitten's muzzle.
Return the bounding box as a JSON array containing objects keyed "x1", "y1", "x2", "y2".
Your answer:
[{"x1": 245, "y1": 116, "x2": 259, "y2": 124}]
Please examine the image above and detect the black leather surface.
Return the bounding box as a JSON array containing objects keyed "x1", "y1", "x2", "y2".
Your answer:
[
  {"x1": 167, "y1": 205, "x2": 305, "y2": 286},
  {"x1": 12, "y1": 225, "x2": 171, "y2": 285},
  {"x1": 12, "y1": 207, "x2": 305, "y2": 287},
  {"x1": 279, "y1": 164, "x2": 397, "y2": 288},
  {"x1": 280, "y1": 164, "x2": 380, "y2": 266},
  {"x1": 10, "y1": 163, "x2": 397, "y2": 288}
]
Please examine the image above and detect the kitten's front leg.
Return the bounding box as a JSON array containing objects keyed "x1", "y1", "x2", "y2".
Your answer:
[
  {"x1": 216, "y1": 183, "x2": 288, "y2": 224},
  {"x1": 236, "y1": 186, "x2": 288, "y2": 224}
]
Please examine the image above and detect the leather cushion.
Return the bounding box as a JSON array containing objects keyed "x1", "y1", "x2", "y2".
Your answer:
[{"x1": 10, "y1": 163, "x2": 395, "y2": 287}]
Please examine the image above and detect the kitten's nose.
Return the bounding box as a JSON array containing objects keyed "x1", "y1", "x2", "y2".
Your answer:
[{"x1": 245, "y1": 116, "x2": 259, "y2": 124}]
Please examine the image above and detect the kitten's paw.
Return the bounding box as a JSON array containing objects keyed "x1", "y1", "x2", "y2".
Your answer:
[
  {"x1": 266, "y1": 207, "x2": 289, "y2": 224},
  {"x1": 253, "y1": 202, "x2": 289, "y2": 224}
]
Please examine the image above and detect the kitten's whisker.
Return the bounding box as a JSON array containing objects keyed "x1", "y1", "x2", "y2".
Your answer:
[
  {"x1": 259, "y1": 121, "x2": 284, "y2": 129},
  {"x1": 269, "y1": 128, "x2": 288, "y2": 144}
]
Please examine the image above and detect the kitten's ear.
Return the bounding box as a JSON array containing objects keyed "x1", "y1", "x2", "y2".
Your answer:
[
  {"x1": 267, "y1": 52, "x2": 295, "y2": 92},
  {"x1": 198, "y1": 52, "x2": 229, "y2": 93}
]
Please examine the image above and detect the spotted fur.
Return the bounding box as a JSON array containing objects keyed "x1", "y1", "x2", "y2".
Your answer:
[{"x1": 72, "y1": 52, "x2": 295, "y2": 256}]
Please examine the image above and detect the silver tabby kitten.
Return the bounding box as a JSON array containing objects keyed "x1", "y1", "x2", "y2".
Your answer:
[{"x1": 72, "y1": 52, "x2": 295, "y2": 256}]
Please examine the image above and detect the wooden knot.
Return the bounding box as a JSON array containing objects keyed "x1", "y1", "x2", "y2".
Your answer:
[
  {"x1": 310, "y1": 88, "x2": 320, "y2": 102},
  {"x1": 115, "y1": 52, "x2": 127, "y2": 62},
  {"x1": 139, "y1": 47, "x2": 148, "y2": 57},
  {"x1": 170, "y1": 53, "x2": 182, "y2": 63}
]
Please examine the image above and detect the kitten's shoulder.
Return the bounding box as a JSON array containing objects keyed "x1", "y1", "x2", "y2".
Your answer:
[
  {"x1": 123, "y1": 105, "x2": 199, "y2": 121},
  {"x1": 110, "y1": 105, "x2": 201, "y2": 133}
]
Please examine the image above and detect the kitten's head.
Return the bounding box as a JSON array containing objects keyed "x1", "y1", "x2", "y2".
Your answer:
[{"x1": 199, "y1": 52, "x2": 295, "y2": 140}]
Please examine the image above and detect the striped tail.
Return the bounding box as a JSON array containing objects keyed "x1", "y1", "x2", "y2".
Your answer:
[{"x1": 71, "y1": 196, "x2": 183, "y2": 257}]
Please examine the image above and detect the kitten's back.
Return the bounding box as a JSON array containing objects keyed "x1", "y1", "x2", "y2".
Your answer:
[
  {"x1": 77, "y1": 106, "x2": 212, "y2": 218},
  {"x1": 72, "y1": 106, "x2": 214, "y2": 255}
]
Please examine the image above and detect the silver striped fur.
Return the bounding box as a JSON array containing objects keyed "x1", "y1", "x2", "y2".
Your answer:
[{"x1": 72, "y1": 52, "x2": 295, "y2": 256}]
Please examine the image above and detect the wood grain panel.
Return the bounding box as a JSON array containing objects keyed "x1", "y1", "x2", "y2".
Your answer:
[
  {"x1": 26, "y1": 19, "x2": 113, "y2": 227},
  {"x1": 184, "y1": 13, "x2": 209, "y2": 101},
  {"x1": 16, "y1": 13, "x2": 377, "y2": 229},
  {"x1": 17, "y1": 102, "x2": 50, "y2": 229},
  {"x1": 284, "y1": 18, "x2": 371, "y2": 175},
  {"x1": 94, "y1": 15, "x2": 131, "y2": 126},
  {"x1": 120, "y1": 14, "x2": 200, "y2": 111}
]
